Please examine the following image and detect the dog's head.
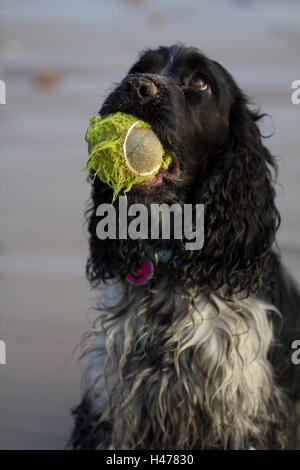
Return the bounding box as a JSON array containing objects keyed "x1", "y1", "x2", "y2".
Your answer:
[
  {"x1": 100, "y1": 44, "x2": 235, "y2": 203},
  {"x1": 87, "y1": 44, "x2": 280, "y2": 294}
]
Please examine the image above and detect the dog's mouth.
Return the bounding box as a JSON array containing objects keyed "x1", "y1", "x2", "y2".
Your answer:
[
  {"x1": 98, "y1": 106, "x2": 181, "y2": 192},
  {"x1": 132, "y1": 153, "x2": 181, "y2": 190}
]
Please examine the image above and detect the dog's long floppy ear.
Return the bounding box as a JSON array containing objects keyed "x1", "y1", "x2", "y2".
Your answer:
[
  {"x1": 85, "y1": 177, "x2": 146, "y2": 286},
  {"x1": 195, "y1": 92, "x2": 280, "y2": 295},
  {"x1": 85, "y1": 177, "x2": 120, "y2": 286}
]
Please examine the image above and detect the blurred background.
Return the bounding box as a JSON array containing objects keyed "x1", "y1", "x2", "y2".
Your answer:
[{"x1": 0, "y1": 0, "x2": 299, "y2": 450}]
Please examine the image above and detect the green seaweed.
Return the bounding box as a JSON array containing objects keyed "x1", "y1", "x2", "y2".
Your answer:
[{"x1": 83, "y1": 112, "x2": 172, "y2": 201}]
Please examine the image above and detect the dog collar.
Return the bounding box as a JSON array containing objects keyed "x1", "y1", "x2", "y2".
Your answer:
[{"x1": 126, "y1": 243, "x2": 182, "y2": 285}]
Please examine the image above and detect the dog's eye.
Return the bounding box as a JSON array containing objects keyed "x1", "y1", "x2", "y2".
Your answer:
[{"x1": 189, "y1": 73, "x2": 209, "y2": 90}]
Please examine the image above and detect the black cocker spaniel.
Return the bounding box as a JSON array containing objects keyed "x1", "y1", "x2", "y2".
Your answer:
[{"x1": 71, "y1": 44, "x2": 300, "y2": 450}]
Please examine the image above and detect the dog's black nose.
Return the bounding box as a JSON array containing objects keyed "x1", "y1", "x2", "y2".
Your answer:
[{"x1": 123, "y1": 75, "x2": 158, "y2": 103}]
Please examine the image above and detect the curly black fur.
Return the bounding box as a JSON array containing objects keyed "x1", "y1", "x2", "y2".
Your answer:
[
  {"x1": 71, "y1": 398, "x2": 111, "y2": 450},
  {"x1": 72, "y1": 44, "x2": 300, "y2": 450},
  {"x1": 86, "y1": 46, "x2": 280, "y2": 297}
]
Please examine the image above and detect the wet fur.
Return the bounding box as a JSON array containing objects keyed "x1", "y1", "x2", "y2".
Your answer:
[{"x1": 71, "y1": 44, "x2": 300, "y2": 450}]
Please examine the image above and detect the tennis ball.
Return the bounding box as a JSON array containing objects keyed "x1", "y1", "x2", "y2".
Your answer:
[{"x1": 83, "y1": 112, "x2": 172, "y2": 201}]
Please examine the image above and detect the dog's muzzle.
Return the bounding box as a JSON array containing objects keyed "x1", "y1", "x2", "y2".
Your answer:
[{"x1": 122, "y1": 74, "x2": 158, "y2": 105}]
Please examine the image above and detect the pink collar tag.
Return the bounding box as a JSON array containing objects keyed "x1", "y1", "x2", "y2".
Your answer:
[{"x1": 126, "y1": 258, "x2": 154, "y2": 285}]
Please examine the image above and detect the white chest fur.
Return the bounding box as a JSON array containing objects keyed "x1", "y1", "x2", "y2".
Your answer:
[{"x1": 82, "y1": 279, "x2": 284, "y2": 449}]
